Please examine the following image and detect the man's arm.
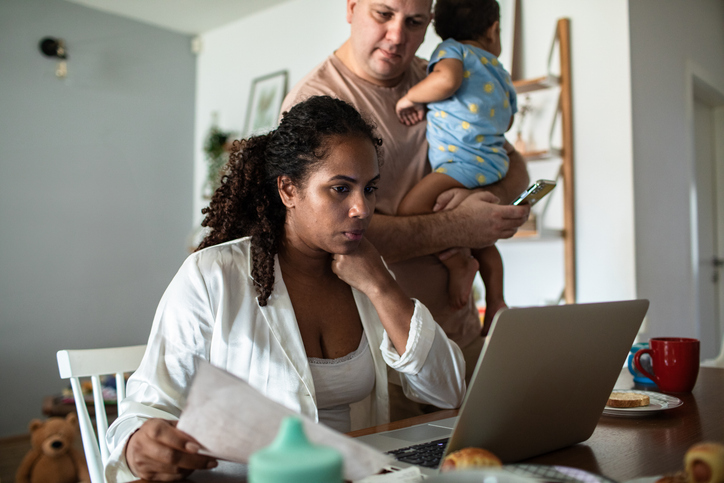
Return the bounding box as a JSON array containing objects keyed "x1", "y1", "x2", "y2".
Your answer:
[
  {"x1": 367, "y1": 144, "x2": 530, "y2": 264},
  {"x1": 366, "y1": 191, "x2": 530, "y2": 263}
]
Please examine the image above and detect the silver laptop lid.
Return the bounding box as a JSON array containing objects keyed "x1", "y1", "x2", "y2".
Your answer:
[{"x1": 445, "y1": 299, "x2": 649, "y2": 463}]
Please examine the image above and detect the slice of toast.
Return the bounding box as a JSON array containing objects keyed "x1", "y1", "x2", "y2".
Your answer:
[{"x1": 607, "y1": 391, "x2": 650, "y2": 408}]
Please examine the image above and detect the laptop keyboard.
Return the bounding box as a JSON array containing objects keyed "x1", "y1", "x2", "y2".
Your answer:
[{"x1": 386, "y1": 438, "x2": 449, "y2": 468}]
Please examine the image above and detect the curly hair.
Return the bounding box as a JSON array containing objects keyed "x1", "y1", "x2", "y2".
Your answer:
[
  {"x1": 433, "y1": 0, "x2": 500, "y2": 42},
  {"x1": 197, "y1": 96, "x2": 382, "y2": 306}
]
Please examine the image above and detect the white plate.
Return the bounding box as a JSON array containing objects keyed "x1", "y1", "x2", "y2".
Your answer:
[
  {"x1": 624, "y1": 477, "x2": 662, "y2": 483},
  {"x1": 602, "y1": 390, "x2": 683, "y2": 417},
  {"x1": 425, "y1": 466, "x2": 615, "y2": 483},
  {"x1": 426, "y1": 468, "x2": 542, "y2": 483},
  {"x1": 505, "y1": 464, "x2": 618, "y2": 483}
]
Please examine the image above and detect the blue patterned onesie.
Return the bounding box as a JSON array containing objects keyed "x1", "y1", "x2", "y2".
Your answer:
[{"x1": 426, "y1": 38, "x2": 517, "y2": 188}]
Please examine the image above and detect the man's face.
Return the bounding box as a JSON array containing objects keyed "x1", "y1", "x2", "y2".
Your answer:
[{"x1": 346, "y1": 0, "x2": 432, "y2": 87}]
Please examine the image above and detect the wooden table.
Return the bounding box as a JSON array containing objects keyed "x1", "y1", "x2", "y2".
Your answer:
[
  {"x1": 135, "y1": 367, "x2": 724, "y2": 482},
  {"x1": 524, "y1": 366, "x2": 724, "y2": 481},
  {"x1": 350, "y1": 367, "x2": 724, "y2": 482}
]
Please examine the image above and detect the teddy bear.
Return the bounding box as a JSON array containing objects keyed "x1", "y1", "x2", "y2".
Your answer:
[{"x1": 15, "y1": 413, "x2": 91, "y2": 483}]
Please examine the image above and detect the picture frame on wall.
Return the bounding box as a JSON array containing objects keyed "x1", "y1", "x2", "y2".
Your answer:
[{"x1": 243, "y1": 70, "x2": 288, "y2": 137}]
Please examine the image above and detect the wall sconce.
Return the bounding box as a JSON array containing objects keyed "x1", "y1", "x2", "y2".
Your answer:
[{"x1": 39, "y1": 37, "x2": 68, "y2": 79}]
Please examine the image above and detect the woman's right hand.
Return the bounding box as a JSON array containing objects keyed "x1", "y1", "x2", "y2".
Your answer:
[
  {"x1": 125, "y1": 418, "x2": 217, "y2": 481},
  {"x1": 331, "y1": 237, "x2": 391, "y2": 296},
  {"x1": 333, "y1": 238, "x2": 415, "y2": 355}
]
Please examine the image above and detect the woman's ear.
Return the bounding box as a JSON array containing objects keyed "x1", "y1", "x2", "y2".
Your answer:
[{"x1": 277, "y1": 175, "x2": 296, "y2": 208}]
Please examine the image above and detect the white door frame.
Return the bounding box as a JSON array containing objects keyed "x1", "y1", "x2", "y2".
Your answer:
[{"x1": 685, "y1": 60, "x2": 724, "y2": 360}]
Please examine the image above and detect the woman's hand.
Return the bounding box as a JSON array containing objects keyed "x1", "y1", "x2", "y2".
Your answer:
[
  {"x1": 332, "y1": 238, "x2": 414, "y2": 355},
  {"x1": 125, "y1": 419, "x2": 217, "y2": 481},
  {"x1": 331, "y1": 238, "x2": 391, "y2": 296}
]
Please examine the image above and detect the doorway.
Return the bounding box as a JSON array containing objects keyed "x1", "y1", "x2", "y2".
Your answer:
[{"x1": 691, "y1": 74, "x2": 724, "y2": 360}]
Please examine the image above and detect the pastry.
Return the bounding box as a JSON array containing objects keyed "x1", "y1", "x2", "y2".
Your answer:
[
  {"x1": 441, "y1": 447, "x2": 502, "y2": 472},
  {"x1": 685, "y1": 442, "x2": 724, "y2": 483}
]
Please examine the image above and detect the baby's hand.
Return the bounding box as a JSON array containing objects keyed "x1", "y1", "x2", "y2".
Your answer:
[{"x1": 396, "y1": 97, "x2": 425, "y2": 126}]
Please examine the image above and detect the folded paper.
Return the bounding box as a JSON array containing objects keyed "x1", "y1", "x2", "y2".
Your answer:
[{"x1": 177, "y1": 360, "x2": 393, "y2": 481}]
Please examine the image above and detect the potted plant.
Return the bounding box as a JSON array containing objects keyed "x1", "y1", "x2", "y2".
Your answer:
[{"x1": 203, "y1": 123, "x2": 234, "y2": 198}]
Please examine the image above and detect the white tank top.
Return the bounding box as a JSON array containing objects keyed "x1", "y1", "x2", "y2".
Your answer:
[{"x1": 308, "y1": 333, "x2": 376, "y2": 433}]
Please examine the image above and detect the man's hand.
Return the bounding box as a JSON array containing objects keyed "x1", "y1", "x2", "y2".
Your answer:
[
  {"x1": 366, "y1": 191, "x2": 530, "y2": 263},
  {"x1": 448, "y1": 191, "x2": 530, "y2": 248},
  {"x1": 433, "y1": 190, "x2": 525, "y2": 262},
  {"x1": 395, "y1": 97, "x2": 426, "y2": 126},
  {"x1": 125, "y1": 419, "x2": 217, "y2": 481},
  {"x1": 433, "y1": 187, "x2": 485, "y2": 212},
  {"x1": 366, "y1": 147, "x2": 530, "y2": 263}
]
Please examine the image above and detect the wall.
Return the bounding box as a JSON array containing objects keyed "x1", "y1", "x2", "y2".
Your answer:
[
  {"x1": 195, "y1": 0, "x2": 638, "y2": 309},
  {"x1": 629, "y1": 0, "x2": 724, "y2": 347},
  {"x1": 193, "y1": 0, "x2": 443, "y2": 226},
  {"x1": 0, "y1": 0, "x2": 195, "y2": 436},
  {"x1": 499, "y1": 0, "x2": 636, "y2": 307},
  {"x1": 193, "y1": 0, "x2": 340, "y2": 223}
]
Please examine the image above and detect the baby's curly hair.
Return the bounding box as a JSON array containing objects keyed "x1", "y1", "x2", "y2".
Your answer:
[
  {"x1": 197, "y1": 96, "x2": 382, "y2": 306},
  {"x1": 433, "y1": 0, "x2": 500, "y2": 42}
]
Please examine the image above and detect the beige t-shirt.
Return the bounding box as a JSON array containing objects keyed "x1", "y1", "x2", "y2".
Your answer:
[{"x1": 281, "y1": 53, "x2": 480, "y2": 348}]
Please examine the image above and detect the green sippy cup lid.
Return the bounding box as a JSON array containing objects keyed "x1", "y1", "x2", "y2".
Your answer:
[{"x1": 248, "y1": 416, "x2": 343, "y2": 483}]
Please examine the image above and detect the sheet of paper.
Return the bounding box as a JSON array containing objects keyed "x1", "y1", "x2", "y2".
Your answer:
[{"x1": 177, "y1": 360, "x2": 393, "y2": 482}]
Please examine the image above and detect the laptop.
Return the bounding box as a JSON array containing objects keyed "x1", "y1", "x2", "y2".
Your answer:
[{"x1": 357, "y1": 299, "x2": 650, "y2": 474}]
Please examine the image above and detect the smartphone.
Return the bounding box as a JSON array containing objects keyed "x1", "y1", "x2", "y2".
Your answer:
[{"x1": 511, "y1": 179, "x2": 557, "y2": 206}]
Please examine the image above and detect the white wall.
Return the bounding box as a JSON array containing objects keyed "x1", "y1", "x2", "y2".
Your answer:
[
  {"x1": 629, "y1": 0, "x2": 724, "y2": 348},
  {"x1": 501, "y1": 0, "x2": 636, "y2": 306},
  {"x1": 194, "y1": 0, "x2": 347, "y2": 225},
  {"x1": 0, "y1": 0, "x2": 195, "y2": 437},
  {"x1": 194, "y1": 0, "x2": 638, "y2": 309}
]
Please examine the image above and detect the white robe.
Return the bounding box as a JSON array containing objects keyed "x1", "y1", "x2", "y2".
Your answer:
[{"x1": 105, "y1": 237, "x2": 466, "y2": 482}]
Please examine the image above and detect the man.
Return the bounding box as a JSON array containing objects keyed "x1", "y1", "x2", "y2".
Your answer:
[{"x1": 281, "y1": 0, "x2": 530, "y2": 419}]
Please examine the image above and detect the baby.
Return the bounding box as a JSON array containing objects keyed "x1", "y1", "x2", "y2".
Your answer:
[{"x1": 396, "y1": 0, "x2": 517, "y2": 330}]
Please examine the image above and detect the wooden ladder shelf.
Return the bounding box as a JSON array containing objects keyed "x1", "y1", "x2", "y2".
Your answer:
[{"x1": 512, "y1": 18, "x2": 576, "y2": 304}]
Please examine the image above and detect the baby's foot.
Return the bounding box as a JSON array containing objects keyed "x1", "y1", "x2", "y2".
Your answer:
[{"x1": 447, "y1": 256, "x2": 480, "y2": 310}]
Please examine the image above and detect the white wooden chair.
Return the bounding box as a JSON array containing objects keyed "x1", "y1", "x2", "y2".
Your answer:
[{"x1": 57, "y1": 345, "x2": 146, "y2": 483}]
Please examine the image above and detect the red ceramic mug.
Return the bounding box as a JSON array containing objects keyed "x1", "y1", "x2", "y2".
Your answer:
[{"x1": 633, "y1": 337, "x2": 700, "y2": 393}]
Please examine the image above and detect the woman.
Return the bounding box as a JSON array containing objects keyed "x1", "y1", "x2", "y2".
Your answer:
[{"x1": 105, "y1": 96, "x2": 466, "y2": 482}]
